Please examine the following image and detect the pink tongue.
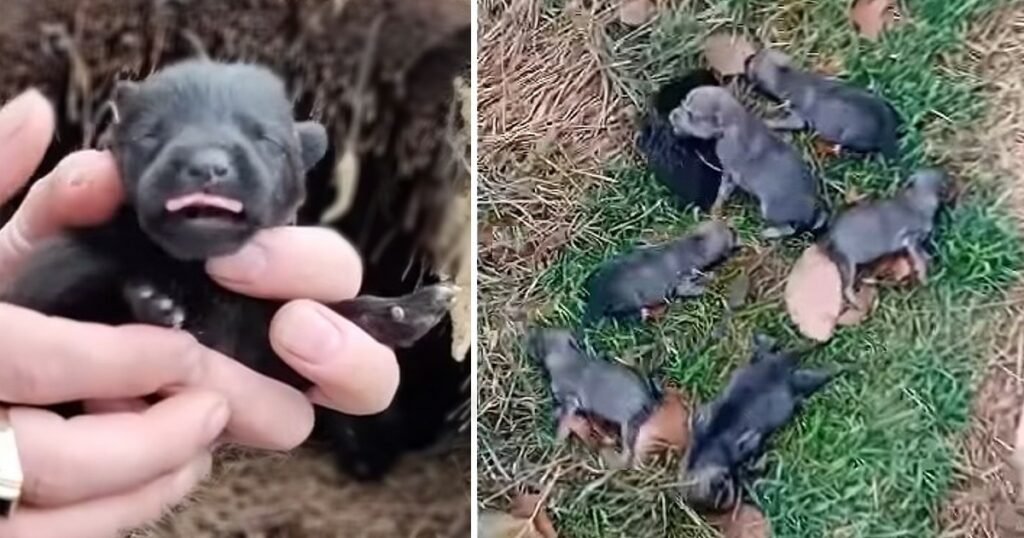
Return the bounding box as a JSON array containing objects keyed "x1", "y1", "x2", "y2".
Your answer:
[{"x1": 165, "y1": 193, "x2": 244, "y2": 214}]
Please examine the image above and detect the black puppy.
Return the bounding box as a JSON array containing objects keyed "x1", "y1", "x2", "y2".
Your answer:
[
  {"x1": 2, "y1": 60, "x2": 453, "y2": 391},
  {"x1": 526, "y1": 328, "x2": 660, "y2": 469},
  {"x1": 584, "y1": 221, "x2": 737, "y2": 323},
  {"x1": 679, "y1": 334, "x2": 835, "y2": 512},
  {"x1": 636, "y1": 70, "x2": 723, "y2": 211}
]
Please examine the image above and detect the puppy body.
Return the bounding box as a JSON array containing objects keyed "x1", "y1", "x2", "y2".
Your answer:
[
  {"x1": 2, "y1": 61, "x2": 453, "y2": 396},
  {"x1": 824, "y1": 169, "x2": 946, "y2": 304},
  {"x1": 584, "y1": 221, "x2": 736, "y2": 323},
  {"x1": 636, "y1": 70, "x2": 723, "y2": 211},
  {"x1": 679, "y1": 334, "x2": 835, "y2": 512},
  {"x1": 669, "y1": 86, "x2": 826, "y2": 238},
  {"x1": 746, "y1": 49, "x2": 900, "y2": 158},
  {"x1": 526, "y1": 329, "x2": 660, "y2": 468}
]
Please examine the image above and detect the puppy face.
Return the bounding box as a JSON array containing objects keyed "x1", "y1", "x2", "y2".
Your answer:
[
  {"x1": 909, "y1": 168, "x2": 948, "y2": 199},
  {"x1": 679, "y1": 442, "x2": 739, "y2": 512},
  {"x1": 110, "y1": 60, "x2": 328, "y2": 260},
  {"x1": 678, "y1": 220, "x2": 737, "y2": 264},
  {"x1": 668, "y1": 87, "x2": 739, "y2": 139},
  {"x1": 525, "y1": 328, "x2": 583, "y2": 371},
  {"x1": 745, "y1": 49, "x2": 794, "y2": 95}
]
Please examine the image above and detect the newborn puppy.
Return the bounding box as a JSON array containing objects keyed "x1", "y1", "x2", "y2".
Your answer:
[
  {"x1": 669, "y1": 87, "x2": 827, "y2": 238},
  {"x1": 746, "y1": 49, "x2": 900, "y2": 158},
  {"x1": 824, "y1": 168, "x2": 947, "y2": 304},
  {"x1": 526, "y1": 328, "x2": 660, "y2": 468},
  {"x1": 636, "y1": 69, "x2": 723, "y2": 211},
  {"x1": 583, "y1": 221, "x2": 736, "y2": 323},
  {"x1": 679, "y1": 334, "x2": 835, "y2": 512},
  {"x1": 2, "y1": 59, "x2": 454, "y2": 390}
]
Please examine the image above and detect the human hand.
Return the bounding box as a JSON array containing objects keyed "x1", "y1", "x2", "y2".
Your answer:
[
  {"x1": 0, "y1": 89, "x2": 315, "y2": 537},
  {"x1": 207, "y1": 227, "x2": 401, "y2": 415}
]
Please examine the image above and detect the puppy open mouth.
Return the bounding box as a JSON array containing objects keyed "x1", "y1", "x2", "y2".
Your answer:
[{"x1": 164, "y1": 193, "x2": 246, "y2": 223}]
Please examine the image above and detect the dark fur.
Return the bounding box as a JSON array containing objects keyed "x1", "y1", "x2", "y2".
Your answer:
[
  {"x1": 746, "y1": 49, "x2": 901, "y2": 159},
  {"x1": 636, "y1": 70, "x2": 723, "y2": 211},
  {"x1": 679, "y1": 334, "x2": 836, "y2": 512},
  {"x1": 526, "y1": 328, "x2": 660, "y2": 468},
  {"x1": 668, "y1": 86, "x2": 827, "y2": 238},
  {"x1": 1, "y1": 60, "x2": 454, "y2": 466},
  {"x1": 822, "y1": 168, "x2": 946, "y2": 305},
  {"x1": 584, "y1": 221, "x2": 737, "y2": 323}
]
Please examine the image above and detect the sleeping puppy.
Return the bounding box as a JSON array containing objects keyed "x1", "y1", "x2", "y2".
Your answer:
[
  {"x1": 636, "y1": 69, "x2": 723, "y2": 211},
  {"x1": 526, "y1": 328, "x2": 661, "y2": 469},
  {"x1": 678, "y1": 334, "x2": 835, "y2": 512},
  {"x1": 583, "y1": 220, "x2": 736, "y2": 323},
  {"x1": 1, "y1": 59, "x2": 454, "y2": 391},
  {"x1": 746, "y1": 49, "x2": 900, "y2": 159},
  {"x1": 823, "y1": 168, "x2": 947, "y2": 305},
  {"x1": 668, "y1": 86, "x2": 827, "y2": 239}
]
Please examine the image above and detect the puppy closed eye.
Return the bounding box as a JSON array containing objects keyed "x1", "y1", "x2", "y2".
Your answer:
[{"x1": 132, "y1": 132, "x2": 162, "y2": 149}]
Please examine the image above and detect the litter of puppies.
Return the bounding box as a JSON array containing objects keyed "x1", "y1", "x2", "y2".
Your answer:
[{"x1": 515, "y1": 26, "x2": 950, "y2": 536}]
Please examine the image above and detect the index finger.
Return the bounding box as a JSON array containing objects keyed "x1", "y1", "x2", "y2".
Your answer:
[
  {"x1": 0, "y1": 89, "x2": 55, "y2": 204},
  {"x1": 0, "y1": 304, "x2": 314, "y2": 450},
  {"x1": 0, "y1": 303, "x2": 208, "y2": 404}
]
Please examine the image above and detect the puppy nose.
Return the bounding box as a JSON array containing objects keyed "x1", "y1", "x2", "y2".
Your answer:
[{"x1": 184, "y1": 148, "x2": 234, "y2": 183}]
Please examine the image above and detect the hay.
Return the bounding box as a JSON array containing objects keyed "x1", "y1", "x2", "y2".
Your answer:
[{"x1": 478, "y1": 0, "x2": 630, "y2": 307}]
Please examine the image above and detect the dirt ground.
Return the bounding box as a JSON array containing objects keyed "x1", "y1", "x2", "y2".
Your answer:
[{"x1": 132, "y1": 444, "x2": 471, "y2": 538}]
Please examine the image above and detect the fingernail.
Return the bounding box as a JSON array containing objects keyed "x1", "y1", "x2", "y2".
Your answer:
[
  {"x1": 207, "y1": 242, "x2": 267, "y2": 283},
  {"x1": 203, "y1": 399, "x2": 230, "y2": 439},
  {"x1": 277, "y1": 305, "x2": 343, "y2": 363},
  {"x1": 0, "y1": 89, "x2": 45, "y2": 142},
  {"x1": 181, "y1": 453, "x2": 213, "y2": 486}
]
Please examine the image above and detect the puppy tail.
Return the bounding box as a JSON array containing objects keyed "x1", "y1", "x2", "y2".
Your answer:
[{"x1": 880, "y1": 135, "x2": 900, "y2": 160}]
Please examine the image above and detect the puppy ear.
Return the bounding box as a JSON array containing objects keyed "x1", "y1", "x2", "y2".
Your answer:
[
  {"x1": 113, "y1": 80, "x2": 140, "y2": 105},
  {"x1": 111, "y1": 80, "x2": 140, "y2": 121},
  {"x1": 296, "y1": 121, "x2": 329, "y2": 170}
]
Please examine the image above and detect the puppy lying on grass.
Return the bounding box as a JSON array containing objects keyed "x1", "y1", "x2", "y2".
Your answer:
[
  {"x1": 526, "y1": 328, "x2": 661, "y2": 469},
  {"x1": 678, "y1": 334, "x2": 836, "y2": 512},
  {"x1": 823, "y1": 168, "x2": 947, "y2": 305},
  {"x1": 669, "y1": 86, "x2": 827, "y2": 239},
  {"x1": 583, "y1": 221, "x2": 736, "y2": 323},
  {"x1": 746, "y1": 49, "x2": 901, "y2": 159}
]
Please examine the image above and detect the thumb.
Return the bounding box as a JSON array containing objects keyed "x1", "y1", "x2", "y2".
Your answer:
[{"x1": 269, "y1": 300, "x2": 399, "y2": 415}]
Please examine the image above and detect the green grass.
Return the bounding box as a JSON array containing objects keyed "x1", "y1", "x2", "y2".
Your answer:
[{"x1": 479, "y1": 0, "x2": 1023, "y2": 537}]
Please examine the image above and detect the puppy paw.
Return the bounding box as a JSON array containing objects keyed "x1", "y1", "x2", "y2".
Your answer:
[
  {"x1": 333, "y1": 283, "x2": 457, "y2": 348},
  {"x1": 123, "y1": 282, "x2": 186, "y2": 329},
  {"x1": 674, "y1": 279, "x2": 708, "y2": 298},
  {"x1": 761, "y1": 225, "x2": 796, "y2": 240}
]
